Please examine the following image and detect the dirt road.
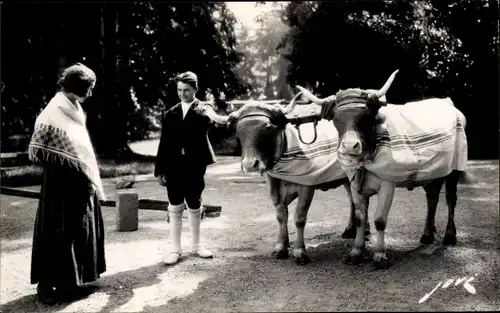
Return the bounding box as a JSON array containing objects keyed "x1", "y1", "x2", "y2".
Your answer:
[{"x1": 1, "y1": 158, "x2": 498, "y2": 312}]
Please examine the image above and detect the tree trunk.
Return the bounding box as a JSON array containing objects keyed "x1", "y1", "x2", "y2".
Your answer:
[
  {"x1": 113, "y1": 8, "x2": 135, "y2": 158},
  {"x1": 276, "y1": 57, "x2": 293, "y2": 99},
  {"x1": 264, "y1": 56, "x2": 274, "y2": 99},
  {"x1": 94, "y1": 4, "x2": 132, "y2": 158}
]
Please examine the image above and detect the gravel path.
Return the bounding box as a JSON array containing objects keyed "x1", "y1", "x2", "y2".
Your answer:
[{"x1": 0, "y1": 158, "x2": 498, "y2": 312}]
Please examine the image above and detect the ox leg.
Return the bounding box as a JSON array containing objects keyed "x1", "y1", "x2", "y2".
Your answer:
[
  {"x1": 274, "y1": 193, "x2": 298, "y2": 259},
  {"x1": 364, "y1": 197, "x2": 371, "y2": 240},
  {"x1": 273, "y1": 203, "x2": 291, "y2": 259},
  {"x1": 293, "y1": 186, "x2": 315, "y2": 265},
  {"x1": 267, "y1": 176, "x2": 297, "y2": 259},
  {"x1": 420, "y1": 179, "x2": 444, "y2": 245},
  {"x1": 443, "y1": 171, "x2": 460, "y2": 245},
  {"x1": 372, "y1": 182, "x2": 396, "y2": 269},
  {"x1": 342, "y1": 182, "x2": 370, "y2": 240},
  {"x1": 343, "y1": 188, "x2": 368, "y2": 266}
]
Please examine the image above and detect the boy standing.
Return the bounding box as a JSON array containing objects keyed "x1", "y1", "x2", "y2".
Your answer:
[{"x1": 155, "y1": 71, "x2": 227, "y2": 265}]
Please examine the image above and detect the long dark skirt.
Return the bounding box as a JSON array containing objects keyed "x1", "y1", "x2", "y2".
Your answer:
[{"x1": 30, "y1": 164, "x2": 106, "y2": 288}]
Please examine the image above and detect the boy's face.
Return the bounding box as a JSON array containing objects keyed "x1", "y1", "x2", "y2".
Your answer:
[{"x1": 177, "y1": 81, "x2": 197, "y2": 102}]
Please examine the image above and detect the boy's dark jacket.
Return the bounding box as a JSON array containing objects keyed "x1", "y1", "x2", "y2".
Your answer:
[{"x1": 154, "y1": 99, "x2": 216, "y2": 177}]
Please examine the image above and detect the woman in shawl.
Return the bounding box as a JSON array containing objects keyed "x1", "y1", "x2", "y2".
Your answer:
[{"x1": 28, "y1": 63, "x2": 106, "y2": 304}]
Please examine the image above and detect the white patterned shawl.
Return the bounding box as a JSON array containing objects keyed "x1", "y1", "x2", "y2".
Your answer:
[
  {"x1": 28, "y1": 92, "x2": 106, "y2": 200},
  {"x1": 267, "y1": 120, "x2": 346, "y2": 185}
]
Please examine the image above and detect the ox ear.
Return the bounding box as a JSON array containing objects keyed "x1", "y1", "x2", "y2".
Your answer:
[
  {"x1": 366, "y1": 94, "x2": 381, "y2": 115},
  {"x1": 374, "y1": 113, "x2": 386, "y2": 124},
  {"x1": 320, "y1": 97, "x2": 337, "y2": 120},
  {"x1": 366, "y1": 91, "x2": 387, "y2": 116}
]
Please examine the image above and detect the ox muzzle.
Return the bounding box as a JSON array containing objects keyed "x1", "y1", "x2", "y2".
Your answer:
[
  {"x1": 339, "y1": 130, "x2": 363, "y2": 156},
  {"x1": 241, "y1": 155, "x2": 266, "y2": 174}
]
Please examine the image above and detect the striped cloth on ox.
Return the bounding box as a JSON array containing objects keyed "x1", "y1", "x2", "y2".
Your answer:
[
  {"x1": 365, "y1": 97, "x2": 468, "y2": 182},
  {"x1": 268, "y1": 119, "x2": 346, "y2": 185}
]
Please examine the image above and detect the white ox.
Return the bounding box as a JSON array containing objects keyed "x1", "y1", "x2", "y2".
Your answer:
[{"x1": 296, "y1": 70, "x2": 470, "y2": 269}]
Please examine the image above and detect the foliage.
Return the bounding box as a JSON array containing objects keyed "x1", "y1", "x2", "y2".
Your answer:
[
  {"x1": 233, "y1": 2, "x2": 292, "y2": 100},
  {"x1": 127, "y1": 3, "x2": 246, "y2": 111},
  {"x1": 1, "y1": 2, "x2": 246, "y2": 156},
  {"x1": 1, "y1": 1, "x2": 498, "y2": 159},
  {"x1": 278, "y1": 0, "x2": 499, "y2": 158},
  {"x1": 232, "y1": 25, "x2": 260, "y2": 99},
  {"x1": 427, "y1": 0, "x2": 499, "y2": 159},
  {"x1": 1, "y1": 2, "x2": 100, "y2": 152},
  {"x1": 348, "y1": 1, "x2": 469, "y2": 97}
]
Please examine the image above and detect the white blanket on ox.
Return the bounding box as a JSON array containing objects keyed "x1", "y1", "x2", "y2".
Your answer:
[
  {"x1": 267, "y1": 120, "x2": 346, "y2": 185},
  {"x1": 363, "y1": 97, "x2": 468, "y2": 182}
]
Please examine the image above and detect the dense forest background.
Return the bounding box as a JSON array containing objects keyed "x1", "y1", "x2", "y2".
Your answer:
[{"x1": 1, "y1": 1, "x2": 498, "y2": 159}]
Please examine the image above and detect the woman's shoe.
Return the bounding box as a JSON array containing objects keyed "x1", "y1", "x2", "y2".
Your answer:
[
  {"x1": 55, "y1": 285, "x2": 97, "y2": 303},
  {"x1": 36, "y1": 284, "x2": 57, "y2": 305}
]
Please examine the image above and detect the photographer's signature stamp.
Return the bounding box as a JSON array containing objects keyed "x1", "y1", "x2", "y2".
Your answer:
[{"x1": 419, "y1": 274, "x2": 478, "y2": 303}]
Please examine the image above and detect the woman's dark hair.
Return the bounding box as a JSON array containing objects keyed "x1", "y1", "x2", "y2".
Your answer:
[
  {"x1": 57, "y1": 62, "x2": 97, "y2": 97},
  {"x1": 175, "y1": 71, "x2": 198, "y2": 90}
]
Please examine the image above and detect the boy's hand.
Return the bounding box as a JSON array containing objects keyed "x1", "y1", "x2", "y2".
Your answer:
[{"x1": 157, "y1": 174, "x2": 167, "y2": 186}]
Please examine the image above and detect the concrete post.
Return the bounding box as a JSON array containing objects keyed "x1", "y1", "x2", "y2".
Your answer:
[{"x1": 116, "y1": 190, "x2": 139, "y2": 232}]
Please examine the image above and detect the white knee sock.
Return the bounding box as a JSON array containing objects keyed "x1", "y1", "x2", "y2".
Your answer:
[
  {"x1": 187, "y1": 207, "x2": 202, "y2": 252},
  {"x1": 168, "y1": 203, "x2": 185, "y2": 254}
]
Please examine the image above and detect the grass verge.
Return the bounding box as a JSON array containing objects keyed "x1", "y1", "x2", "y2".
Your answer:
[{"x1": 1, "y1": 159, "x2": 155, "y2": 187}]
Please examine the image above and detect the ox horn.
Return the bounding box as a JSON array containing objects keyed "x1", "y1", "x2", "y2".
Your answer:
[
  {"x1": 281, "y1": 91, "x2": 304, "y2": 115},
  {"x1": 374, "y1": 69, "x2": 399, "y2": 99},
  {"x1": 295, "y1": 85, "x2": 336, "y2": 106}
]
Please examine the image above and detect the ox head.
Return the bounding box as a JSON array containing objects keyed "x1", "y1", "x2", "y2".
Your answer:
[
  {"x1": 296, "y1": 70, "x2": 399, "y2": 168},
  {"x1": 212, "y1": 92, "x2": 304, "y2": 174}
]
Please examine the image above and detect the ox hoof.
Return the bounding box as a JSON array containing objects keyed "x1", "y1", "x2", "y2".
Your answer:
[
  {"x1": 373, "y1": 258, "x2": 391, "y2": 269},
  {"x1": 341, "y1": 226, "x2": 356, "y2": 239},
  {"x1": 272, "y1": 248, "x2": 289, "y2": 259},
  {"x1": 443, "y1": 234, "x2": 457, "y2": 246},
  {"x1": 373, "y1": 252, "x2": 391, "y2": 269},
  {"x1": 293, "y1": 249, "x2": 311, "y2": 265},
  {"x1": 420, "y1": 234, "x2": 435, "y2": 245},
  {"x1": 343, "y1": 254, "x2": 363, "y2": 266},
  {"x1": 295, "y1": 255, "x2": 311, "y2": 265}
]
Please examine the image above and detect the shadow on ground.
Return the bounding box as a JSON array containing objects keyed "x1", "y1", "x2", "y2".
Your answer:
[
  {"x1": 3, "y1": 231, "x2": 496, "y2": 313},
  {"x1": 0, "y1": 261, "x2": 167, "y2": 313},
  {"x1": 137, "y1": 235, "x2": 499, "y2": 312}
]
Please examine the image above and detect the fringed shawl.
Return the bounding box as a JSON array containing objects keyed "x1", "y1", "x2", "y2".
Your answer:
[{"x1": 28, "y1": 92, "x2": 106, "y2": 200}]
